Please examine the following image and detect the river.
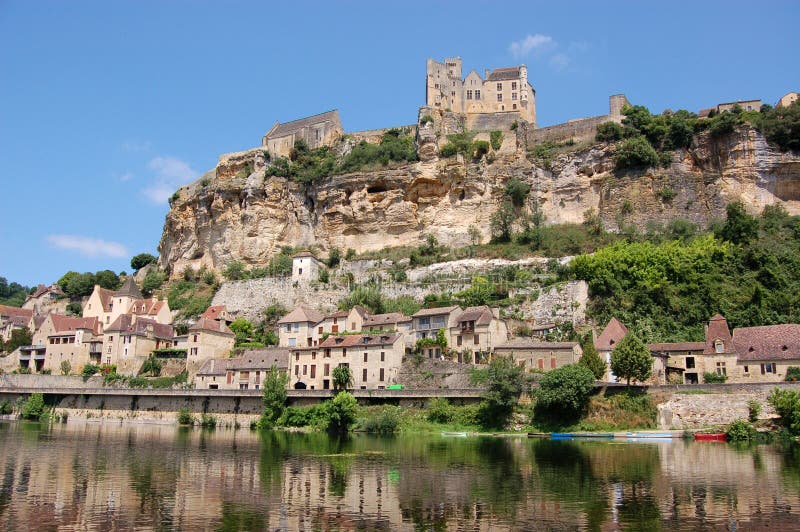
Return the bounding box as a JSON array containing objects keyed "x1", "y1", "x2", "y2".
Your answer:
[{"x1": 1, "y1": 421, "x2": 799, "y2": 530}]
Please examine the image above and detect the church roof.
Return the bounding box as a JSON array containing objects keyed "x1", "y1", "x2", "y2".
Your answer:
[
  {"x1": 595, "y1": 317, "x2": 628, "y2": 351},
  {"x1": 487, "y1": 67, "x2": 522, "y2": 81},
  {"x1": 266, "y1": 110, "x2": 340, "y2": 139}
]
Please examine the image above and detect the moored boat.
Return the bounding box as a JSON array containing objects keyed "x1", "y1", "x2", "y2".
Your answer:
[{"x1": 693, "y1": 433, "x2": 727, "y2": 442}]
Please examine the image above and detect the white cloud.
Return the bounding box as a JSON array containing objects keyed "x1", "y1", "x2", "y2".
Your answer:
[
  {"x1": 118, "y1": 172, "x2": 133, "y2": 182},
  {"x1": 509, "y1": 34, "x2": 554, "y2": 59},
  {"x1": 142, "y1": 156, "x2": 199, "y2": 204},
  {"x1": 549, "y1": 53, "x2": 570, "y2": 71},
  {"x1": 47, "y1": 235, "x2": 128, "y2": 258}
]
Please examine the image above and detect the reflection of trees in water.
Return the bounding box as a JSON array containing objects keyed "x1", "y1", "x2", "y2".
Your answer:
[
  {"x1": 216, "y1": 502, "x2": 267, "y2": 532},
  {"x1": 126, "y1": 439, "x2": 179, "y2": 529},
  {"x1": 617, "y1": 482, "x2": 662, "y2": 532}
]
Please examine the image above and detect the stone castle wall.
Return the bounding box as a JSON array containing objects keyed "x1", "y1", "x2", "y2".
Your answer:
[{"x1": 348, "y1": 125, "x2": 417, "y2": 145}]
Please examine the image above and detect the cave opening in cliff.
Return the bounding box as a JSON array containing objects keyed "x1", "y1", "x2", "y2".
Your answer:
[{"x1": 367, "y1": 184, "x2": 387, "y2": 194}]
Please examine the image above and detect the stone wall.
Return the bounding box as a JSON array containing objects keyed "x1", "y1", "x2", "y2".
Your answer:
[
  {"x1": 525, "y1": 114, "x2": 617, "y2": 147},
  {"x1": 464, "y1": 112, "x2": 521, "y2": 132},
  {"x1": 348, "y1": 125, "x2": 417, "y2": 145}
]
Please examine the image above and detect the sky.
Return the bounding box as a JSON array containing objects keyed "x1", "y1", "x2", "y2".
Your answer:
[{"x1": 1, "y1": 0, "x2": 798, "y2": 287}]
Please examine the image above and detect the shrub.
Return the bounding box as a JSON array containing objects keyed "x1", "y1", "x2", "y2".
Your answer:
[
  {"x1": 708, "y1": 111, "x2": 738, "y2": 138},
  {"x1": 725, "y1": 418, "x2": 756, "y2": 441},
  {"x1": 142, "y1": 269, "x2": 167, "y2": 296},
  {"x1": 60, "y1": 360, "x2": 72, "y2": 376},
  {"x1": 223, "y1": 261, "x2": 248, "y2": 281},
  {"x1": 279, "y1": 405, "x2": 326, "y2": 428},
  {"x1": 321, "y1": 392, "x2": 358, "y2": 434},
  {"x1": 615, "y1": 136, "x2": 659, "y2": 169},
  {"x1": 0, "y1": 399, "x2": 13, "y2": 415},
  {"x1": 596, "y1": 121, "x2": 624, "y2": 142},
  {"x1": 427, "y1": 397, "x2": 454, "y2": 423},
  {"x1": 657, "y1": 186, "x2": 676, "y2": 203},
  {"x1": 20, "y1": 393, "x2": 46, "y2": 420},
  {"x1": 490, "y1": 130, "x2": 503, "y2": 150},
  {"x1": 748, "y1": 399, "x2": 761, "y2": 422},
  {"x1": 703, "y1": 372, "x2": 727, "y2": 384},
  {"x1": 327, "y1": 248, "x2": 341, "y2": 268},
  {"x1": 139, "y1": 354, "x2": 163, "y2": 377},
  {"x1": 761, "y1": 100, "x2": 800, "y2": 152},
  {"x1": 361, "y1": 405, "x2": 401, "y2": 434},
  {"x1": 177, "y1": 406, "x2": 194, "y2": 425},
  {"x1": 535, "y1": 364, "x2": 596, "y2": 419},
  {"x1": 260, "y1": 366, "x2": 289, "y2": 428},
  {"x1": 785, "y1": 367, "x2": 800, "y2": 382},
  {"x1": 82, "y1": 363, "x2": 100, "y2": 377},
  {"x1": 66, "y1": 302, "x2": 82, "y2": 316},
  {"x1": 504, "y1": 178, "x2": 531, "y2": 208},
  {"x1": 420, "y1": 115, "x2": 434, "y2": 126},
  {"x1": 768, "y1": 388, "x2": 800, "y2": 435},
  {"x1": 473, "y1": 140, "x2": 490, "y2": 158},
  {"x1": 200, "y1": 413, "x2": 217, "y2": 428},
  {"x1": 439, "y1": 143, "x2": 457, "y2": 157},
  {"x1": 480, "y1": 355, "x2": 525, "y2": 429}
]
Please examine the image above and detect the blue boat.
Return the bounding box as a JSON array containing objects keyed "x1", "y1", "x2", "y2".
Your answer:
[
  {"x1": 551, "y1": 433, "x2": 574, "y2": 440},
  {"x1": 551, "y1": 432, "x2": 614, "y2": 440}
]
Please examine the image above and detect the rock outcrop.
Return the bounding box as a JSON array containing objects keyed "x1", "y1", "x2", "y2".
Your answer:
[{"x1": 158, "y1": 125, "x2": 800, "y2": 275}]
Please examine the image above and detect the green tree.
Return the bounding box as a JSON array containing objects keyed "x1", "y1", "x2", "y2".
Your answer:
[
  {"x1": 615, "y1": 136, "x2": 659, "y2": 170},
  {"x1": 768, "y1": 388, "x2": 800, "y2": 435},
  {"x1": 94, "y1": 270, "x2": 121, "y2": 290},
  {"x1": 332, "y1": 365, "x2": 354, "y2": 391},
  {"x1": 578, "y1": 340, "x2": 606, "y2": 380},
  {"x1": 20, "y1": 393, "x2": 46, "y2": 420},
  {"x1": 610, "y1": 333, "x2": 652, "y2": 386},
  {"x1": 490, "y1": 130, "x2": 503, "y2": 150},
  {"x1": 66, "y1": 302, "x2": 82, "y2": 316},
  {"x1": 327, "y1": 248, "x2": 341, "y2": 268},
  {"x1": 490, "y1": 201, "x2": 516, "y2": 242},
  {"x1": 321, "y1": 391, "x2": 358, "y2": 434},
  {"x1": 229, "y1": 317, "x2": 254, "y2": 345},
  {"x1": 718, "y1": 201, "x2": 758, "y2": 245},
  {"x1": 535, "y1": 363, "x2": 596, "y2": 419},
  {"x1": 60, "y1": 360, "x2": 72, "y2": 376},
  {"x1": 761, "y1": 100, "x2": 800, "y2": 152},
  {"x1": 141, "y1": 269, "x2": 167, "y2": 297},
  {"x1": 260, "y1": 365, "x2": 289, "y2": 428},
  {"x1": 596, "y1": 121, "x2": 624, "y2": 142},
  {"x1": 139, "y1": 354, "x2": 163, "y2": 377},
  {"x1": 338, "y1": 285, "x2": 384, "y2": 314},
  {"x1": 456, "y1": 276, "x2": 494, "y2": 307},
  {"x1": 223, "y1": 261, "x2": 248, "y2": 281},
  {"x1": 480, "y1": 355, "x2": 525, "y2": 429},
  {"x1": 131, "y1": 253, "x2": 157, "y2": 271},
  {"x1": 4, "y1": 328, "x2": 31, "y2": 353},
  {"x1": 504, "y1": 178, "x2": 531, "y2": 207}
]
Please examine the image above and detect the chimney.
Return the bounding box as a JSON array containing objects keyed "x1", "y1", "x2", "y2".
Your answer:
[{"x1": 485, "y1": 69, "x2": 490, "y2": 79}]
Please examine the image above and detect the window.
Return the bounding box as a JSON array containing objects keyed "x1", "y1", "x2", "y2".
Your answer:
[
  {"x1": 497, "y1": 94, "x2": 503, "y2": 102},
  {"x1": 325, "y1": 348, "x2": 331, "y2": 358},
  {"x1": 538, "y1": 359, "x2": 544, "y2": 370},
  {"x1": 311, "y1": 351, "x2": 316, "y2": 360},
  {"x1": 379, "y1": 368, "x2": 384, "y2": 381},
  {"x1": 761, "y1": 362, "x2": 777, "y2": 374},
  {"x1": 324, "y1": 363, "x2": 330, "y2": 376},
  {"x1": 744, "y1": 365, "x2": 749, "y2": 374},
  {"x1": 716, "y1": 361, "x2": 726, "y2": 376},
  {"x1": 512, "y1": 82, "x2": 517, "y2": 90},
  {"x1": 288, "y1": 338, "x2": 296, "y2": 347},
  {"x1": 419, "y1": 317, "x2": 430, "y2": 329},
  {"x1": 496, "y1": 83, "x2": 502, "y2": 91},
  {"x1": 466, "y1": 90, "x2": 473, "y2": 100},
  {"x1": 686, "y1": 357, "x2": 695, "y2": 369},
  {"x1": 193, "y1": 335, "x2": 198, "y2": 342},
  {"x1": 512, "y1": 104, "x2": 517, "y2": 110},
  {"x1": 381, "y1": 351, "x2": 385, "y2": 362},
  {"x1": 714, "y1": 340, "x2": 724, "y2": 353},
  {"x1": 475, "y1": 90, "x2": 481, "y2": 99},
  {"x1": 318, "y1": 326, "x2": 323, "y2": 334},
  {"x1": 363, "y1": 352, "x2": 368, "y2": 362},
  {"x1": 190, "y1": 347, "x2": 198, "y2": 356},
  {"x1": 451, "y1": 91, "x2": 455, "y2": 97},
  {"x1": 363, "y1": 368, "x2": 368, "y2": 382},
  {"x1": 239, "y1": 383, "x2": 248, "y2": 390},
  {"x1": 285, "y1": 324, "x2": 292, "y2": 332},
  {"x1": 293, "y1": 323, "x2": 300, "y2": 332},
  {"x1": 109, "y1": 336, "x2": 113, "y2": 342},
  {"x1": 474, "y1": 334, "x2": 480, "y2": 345},
  {"x1": 551, "y1": 357, "x2": 557, "y2": 369},
  {"x1": 310, "y1": 365, "x2": 316, "y2": 378},
  {"x1": 295, "y1": 365, "x2": 299, "y2": 376},
  {"x1": 342, "y1": 348, "x2": 347, "y2": 356},
  {"x1": 457, "y1": 336, "x2": 462, "y2": 346},
  {"x1": 512, "y1": 92, "x2": 517, "y2": 100}
]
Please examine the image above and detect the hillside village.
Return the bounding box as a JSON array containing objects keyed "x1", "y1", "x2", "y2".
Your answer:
[{"x1": 2, "y1": 57, "x2": 800, "y2": 396}]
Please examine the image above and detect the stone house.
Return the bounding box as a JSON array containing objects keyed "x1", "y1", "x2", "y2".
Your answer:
[
  {"x1": 776, "y1": 92, "x2": 799, "y2": 108},
  {"x1": 195, "y1": 347, "x2": 290, "y2": 390},
  {"x1": 716, "y1": 99, "x2": 762, "y2": 113},
  {"x1": 186, "y1": 317, "x2": 235, "y2": 374},
  {"x1": 26, "y1": 314, "x2": 103, "y2": 374},
  {"x1": 648, "y1": 342, "x2": 706, "y2": 384},
  {"x1": 83, "y1": 278, "x2": 170, "y2": 329},
  {"x1": 291, "y1": 251, "x2": 322, "y2": 284},
  {"x1": 262, "y1": 110, "x2": 343, "y2": 159},
  {"x1": 22, "y1": 283, "x2": 64, "y2": 314},
  {"x1": 426, "y1": 57, "x2": 536, "y2": 125},
  {"x1": 448, "y1": 305, "x2": 508, "y2": 361},
  {"x1": 411, "y1": 306, "x2": 462, "y2": 359},
  {"x1": 316, "y1": 307, "x2": 367, "y2": 336},
  {"x1": 0, "y1": 305, "x2": 33, "y2": 342},
  {"x1": 492, "y1": 338, "x2": 582, "y2": 372},
  {"x1": 361, "y1": 312, "x2": 414, "y2": 349},
  {"x1": 277, "y1": 306, "x2": 324, "y2": 348},
  {"x1": 594, "y1": 317, "x2": 628, "y2": 382},
  {"x1": 289, "y1": 333, "x2": 403, "y2": 390},
  {"x1": 732, "y1": 324, "x2": 800, "y2": 382},
  {"x1": 102, "y1": 315, "x2": 175, "y2": 372}
]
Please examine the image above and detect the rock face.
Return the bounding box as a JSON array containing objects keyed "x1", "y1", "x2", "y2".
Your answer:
[{"x1": 158, "y1": 126, "x2": 800, "y2": 275}]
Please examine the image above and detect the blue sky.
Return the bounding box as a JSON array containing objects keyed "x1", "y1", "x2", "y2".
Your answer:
[{"x1": 1, "y1": 1, "x2": 798, "y2": 287}]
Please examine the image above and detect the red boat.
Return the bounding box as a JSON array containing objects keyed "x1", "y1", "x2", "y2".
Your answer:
[{"x1": 694, "y1": 433, "x2": 727, "y2": 442}]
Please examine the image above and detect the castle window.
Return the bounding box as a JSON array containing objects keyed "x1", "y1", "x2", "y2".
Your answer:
[
  {"x1": 497, "y1": 94, "x2": 503, "y2": 102},
  {"x1": 512, "y1": 92, "x2": 517, "y2": 100},
  {"x1": 466, "y1": 90, "x2": 473, "y2": 100},
  {"x1": 496, "y1": 83, "x2": 502, "y2": 91},
  {"x1": 475, "y1": 90, "x2": 480, "y2": 99},
  {"x1": 435, "y1": 83, "x2": 439, "y2": 89},
  {"x1": 513, "y1": 104, "x2": 517, "y2": 110},
  {"x1": 512, "y1": 82, "x2": 517, "y2": 90}
]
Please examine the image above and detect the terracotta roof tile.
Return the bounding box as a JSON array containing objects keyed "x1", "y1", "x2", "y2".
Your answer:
[
  {"x1": 595, "y1": 317, "x2": 628, "y2": 351},
  {"x1": 363, "y1": 312, "x2": 410, "y2": 327},
  {"x1": 200, "y1": 305, "x2": 227, "y2": 320},
  {"x1": 487, "y1": 67, "x2": 522, "y2": 82},
  {"x1": 50, "y1": 314, "x2": 101, "y2": 335},
  {"x1": 278, "y1": 306, "x2": 324, "y2": 325},
  {"x1": 0, "y1": 305, "x2": 34, "y2": 320},
  {"x1": 495, "y1": 338, "x2": 579, "y2": 350},
  {"x1": 412, "y1": 306, "x2": 460, "y2": 318},
  {"x1": 106, "y1": 315, "x2": 174, "y2": 339},
  {"x1": 190, "y1": 317, "x2": 234, "y2": 336},
  {"x1": 648, "y1": 342, "x2": 706, "y2": 352},
  {"x1": 317, "y1": 333, "x2": 400, "y2": 349},
  {"x1": 704, "y1": 314, "x2": 735, "y2": 354},
  {"x1": 733, "y1": 324, "x2": 800, "y2": 361},
  {"x1": 456, "y1": 306, "x2": 493, "y2": 326}
]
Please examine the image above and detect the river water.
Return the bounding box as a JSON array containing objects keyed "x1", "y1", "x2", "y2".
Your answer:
[{"x1": 1, "y1": 421, "x2": 799, "y2": 531}]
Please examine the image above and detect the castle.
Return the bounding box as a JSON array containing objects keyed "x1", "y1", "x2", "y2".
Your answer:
[{"x1": 426, "y1": 57, "x2": 536, "y2": 126}]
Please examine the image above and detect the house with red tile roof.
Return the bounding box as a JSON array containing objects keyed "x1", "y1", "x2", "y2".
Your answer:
[
  {"x1": 22, "y1": 283, "x2": 65, "y2": 314},
  {"x1": 493, "y1": 338, "x2": 582, "y2": 372},
  {"x1": 595, "y1": 317, "x2": 628, "y2": 381},
  {"x1": 647, "y1": 342, "x2": 706, "y2": 384},
  {"x1": 0, "y1": 305, "x2": 34, "y2": 343},
  {"x1": 316, "y1": 307, "x2": 368, "y2": 337},
  {"x1": 186, "y1": 317, "x2": 235, "y2": 375},
  {"x1": 23, "y1": 313, "x2": 103, "y2": 374},
  {"x1": 449, "y1": 305, "x2": 508, "y2": 363},
  {"x1": 732, "y1": 324, "x2": 800, "y2": 382},
  {"x1": 195, "y1": 347, "x2": 291, "y2": 390},
  {"x1": 200, "y1": 305, "x2": 233, "y2": 325},
  {"x1": 103, "y1": 315, "x2": 175, "y2": 373},
  {"x1": 277, "y1": 306, "x2": 325, "y2": 348},
  {"x1": 289, "y1": 333, "x2": 403, "y2": 390}
]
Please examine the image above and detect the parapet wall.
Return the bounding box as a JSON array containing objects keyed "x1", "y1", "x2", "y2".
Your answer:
[
  {"x1": 526, "y1": 114, "x2": 618, "y2": 146},
  {"x1": 348, "y1": 125, "x2": 417, "y2": 145},
  {"x1": 464, "y1": 112, "x2": 521, "y2": 132}
]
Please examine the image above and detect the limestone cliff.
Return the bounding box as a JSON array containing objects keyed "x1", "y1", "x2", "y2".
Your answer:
[{"x1": 158, "y1": 125, "x2": 800, "y2": 275}]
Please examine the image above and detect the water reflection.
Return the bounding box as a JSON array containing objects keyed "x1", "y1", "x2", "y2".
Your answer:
[{"x1": 0, "y1": 421, "x2": 798, "y2": 530}]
